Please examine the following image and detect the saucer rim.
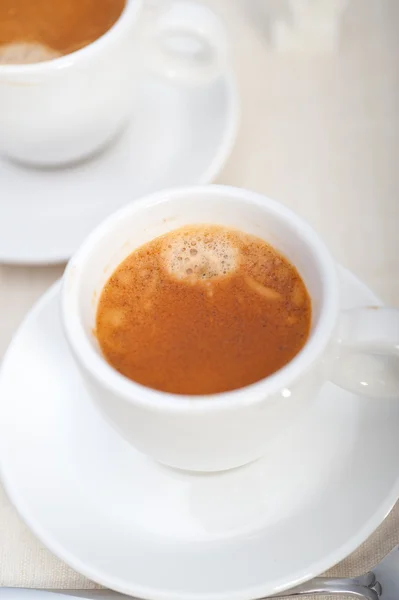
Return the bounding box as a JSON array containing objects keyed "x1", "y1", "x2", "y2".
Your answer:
[
  {"x1": 1, "y1": 266, "x2": 398, "y2": 600},
  {"x1": 0, "y1": 70, "x2": 239, "y2": 266}
]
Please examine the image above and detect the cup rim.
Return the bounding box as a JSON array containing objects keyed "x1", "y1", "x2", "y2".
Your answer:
[
  {"x1": 0, "y1": 0, "x2": 142, "y2": 75},
  {"x1": 62, "y1": 184, "x2": 339, "y2": 413}
]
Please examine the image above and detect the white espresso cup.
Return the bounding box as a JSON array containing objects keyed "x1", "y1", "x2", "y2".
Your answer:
[
  {"x1": 0, "y1": 1, "x2": 229, "y2": 167},
  {"x1": 62, "y1": 185, "x2": 399, "y2": 472}
]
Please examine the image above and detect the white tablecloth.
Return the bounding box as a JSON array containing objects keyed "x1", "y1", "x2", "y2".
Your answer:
[{"x1": 0, "y1": 0, "x2": 398, "y2": 596}]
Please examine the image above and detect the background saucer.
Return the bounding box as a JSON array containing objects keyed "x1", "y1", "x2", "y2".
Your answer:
[
  {"x1": 0, "y1": 267, "x2": 398, "y2": 600},
  {"x1": 0, "y1": 72, "x2": 238, "y2": 265}
]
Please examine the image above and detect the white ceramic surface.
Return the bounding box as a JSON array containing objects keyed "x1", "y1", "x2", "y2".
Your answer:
[
  {"x1": 0, "y1": 0, "x2": 229, "y2": 166},
  {"x1": 62, "y1": 185, "x2": 399, "y2": 472},
  {"x1": 0, "y1": 73, "x2": 238, "y2": 265},
  {"x1": 0, "y1": 269, "x2": 398, "y2": 599}
]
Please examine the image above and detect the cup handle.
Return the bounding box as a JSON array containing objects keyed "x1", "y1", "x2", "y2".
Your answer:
[
  {"x1": 138, "y1": 1, "x2": 229, "y2": 85},
  {"x1": 328, "y1": 307, "x2": 399, "y2": 398}
]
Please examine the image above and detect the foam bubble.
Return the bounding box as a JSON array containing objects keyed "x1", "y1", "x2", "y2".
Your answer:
[
  {"x1": 0, "y1": 42, "x2": 61, "y2": 65},
  {"x1": 163, "y1": 227, "x2": 239, "y2": 282},
  {"x1": 101, "y1": 308, "x2": 125, "y2": 329},
  {"x1": 244, "y1": 277, "x2": 281, "y2": 300},
  {"x1": 291, "y1": 281, "x2": 306, "y2": 306}
]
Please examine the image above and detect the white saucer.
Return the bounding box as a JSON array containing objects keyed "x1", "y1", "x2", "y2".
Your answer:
[
  {"x1": 0, "y1": 267, "x2": 398, "y2": 600},
  {"x1": 0, "y1": 73, "x2": 238, "y2": 265}
]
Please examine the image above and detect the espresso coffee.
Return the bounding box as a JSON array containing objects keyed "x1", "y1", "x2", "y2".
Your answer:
[
  {"x1": 96, "y1": 226, "x2": 312, "y2": 395},
  {"x1": 0, "y1": 0, "x2": 126, "y2": 64}
]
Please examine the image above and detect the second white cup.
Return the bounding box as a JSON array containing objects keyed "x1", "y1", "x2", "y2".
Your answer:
[{"x1": 0, "y1": 1, "x2": 229, "y2": 166}]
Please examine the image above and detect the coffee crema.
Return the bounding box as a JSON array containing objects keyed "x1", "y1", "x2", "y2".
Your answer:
[
  {"x1": 96, "y1": 225, "x2": 312, "y2": 395},
  {"x1": 0, "y1": 0, "x2": 126, "y2": 64}
]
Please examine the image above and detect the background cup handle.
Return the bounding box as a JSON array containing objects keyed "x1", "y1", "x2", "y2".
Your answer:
[
  {"x1": 138, "y1": 1, "x2": 229, "y2": 85},
  {"x1": 329, "y1": 307, "x2": 399, "y2": 398}
]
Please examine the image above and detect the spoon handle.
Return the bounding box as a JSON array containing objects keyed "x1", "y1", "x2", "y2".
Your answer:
[{"x1": 271, "y1": 575, "x2": 379, "y2": 599}]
